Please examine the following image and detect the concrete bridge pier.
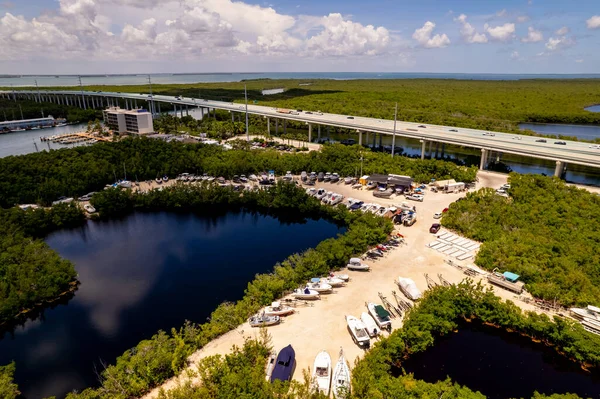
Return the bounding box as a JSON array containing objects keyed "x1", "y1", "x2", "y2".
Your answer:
[
  {"x1": 358, "y1": 130, "x2": 362, "y2": 146},
  {"x1": 275, "y1": 118, "x2": 279, "y2": 135},
  {"x1": 318, "y1": 125, "x2": 321, "y2": 141},
  {"x1": 554, "y1": 161, "x2": 566, "y2": 177},
  {"x1": 308, "y1": 123, "x2": 312, "y2": 142},
  {"x1": 283, "y1": 119, "x2": 287, "y2": 134},
  {"x1": 420, "y1": 139, "x2": 427, "y2": 160},
  {"x1": 267, "y1": 117, "x2": 270, "y2": 135},
  {"x1": 480, "y1": 149, "x2": 488, "y2": 170}
]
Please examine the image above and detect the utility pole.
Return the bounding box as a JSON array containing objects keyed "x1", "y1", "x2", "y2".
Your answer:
[
  {"x1": 78, "y1": 76, "x2": 87, "y2": 110},
  {"x1": 391, "y1": 102, "x2": 398, "y2": 157},
  {"x1": 360, "y1": 154, "x2": 364, "y2": 176},
  {"x1": 244, "y1": 84, "x2": 249, "y2": 141},
  {"x1": 18, "y1": 104, "x2": 24, "y2": 120},
  {"x1": 147, "y1": 75, "x2": 154, "y2": 115}
]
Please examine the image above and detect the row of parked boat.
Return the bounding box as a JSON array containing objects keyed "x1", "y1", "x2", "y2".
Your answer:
[
  {"x1": 265, "y1": 346, "x2": 351, "y2": 398},
  {"x1": 346, "y1": 302, "x2": 393, "y2": 348}
]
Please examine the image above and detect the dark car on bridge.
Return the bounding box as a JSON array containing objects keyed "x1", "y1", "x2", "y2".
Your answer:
[{"x1": 554, "y1": 141, "x2": 567, "y2": 145}]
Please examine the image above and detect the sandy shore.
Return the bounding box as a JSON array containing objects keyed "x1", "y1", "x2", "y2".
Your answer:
[{"x1": 140, "y1": 171, "x2": 562, "y2": 398}]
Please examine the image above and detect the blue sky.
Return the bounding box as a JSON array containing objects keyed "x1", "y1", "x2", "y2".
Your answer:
[{"x1": 0, "y1": 0, "x2": 598, "y2": 74}]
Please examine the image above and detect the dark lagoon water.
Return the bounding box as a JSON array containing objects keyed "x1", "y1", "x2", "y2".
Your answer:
[
  {"x1": 519, "y1": 123, "x2": 600, "y2": 141},
  {"x1": 402, "y1": 324, "x2": 600, "y2": 399},
  {"x1": 0, "y1": 211, "x2": 342, "y2": 399}
]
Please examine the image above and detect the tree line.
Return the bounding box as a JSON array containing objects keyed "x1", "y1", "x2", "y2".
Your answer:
[
  {"x1": 0, "y1": 137, "x2": 477, "y2": 207},
  {"x1": 442, "y1": 174, "x2": 600, "y2": 306}
]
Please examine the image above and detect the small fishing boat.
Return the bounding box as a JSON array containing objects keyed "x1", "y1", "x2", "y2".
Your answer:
[
  {"x1": 332, "y1": 348, "x2": 351, "y2": 398},
  {"x1": 361, "y1": 312, "x2": 380, "y2": 337},
  {"x1": 397, "y1": 277, "x2": 422, "y2": 301},
  {"x1": 249, "y1": 312, "x2": 281, "y2": 327},
  {"x1": 263, "y1": 301, "x2": 295, "y2": 317},
  {"x1": 346, "y1": 315, "x2": 370, "y2": 348},
  {"x1": 321, "y1": 191, "x2": 333, "y2": 204},
  {"x1": 344, "y1": 176, "x2": 355, "y2": 184},
  {"x1": 367, "y1": 302, "x2": 392, "y2": 330},
  {"x1": 118, "y1": 180, "x2": 132, "y2": 189},
  {"x1": 330, "y1": 193, "x2": 344, "y2": 205},
  {"x1": 307, "y1": 280, "x2": 333, "y2": 293},
  {"x1": 292, "y1": 287, "x2": 320, "y2": 300},
  {"x1": 265, "y1": 351, "x2": 277, "y2": 381},
  {"x1": 162, "y1": 175, "x2": 169, "y2": 182},
  {"x1": 324, "y1": 172, "x2": 332, "y2": 182},
  {"x1": 347, "y1": 258, "x2": 370, "y2": 271},
  {"x1": 249, "y1": 174, "x2": 258, "y2": 181},
  {"x1": 315, "y1": 188, "x2": 327, "y2": 200},
  {"x1": 329, "y1": 272, "x2": 349, "y2": 282},
  {"x1": 330, "y1": 173, "x2": 340, "y2": 183},
  {"x1": 83, "y1": 204, "x2": 96, "y2": 214},
  {"x1": 271, "y1": 345, "x2": 296, "y2": 383},
  {"x1": 323, "y1": 276, "x2": 345, "y2": 287},
  {"x1": 312, "y1": 350, "x2": 332, "y2": 396},
  {"x1": 306, "y1": 187, "x2": 317, "y2": 196},
  {"x1": 155, "y1": 177, "x2": 162, "y2": 184}
]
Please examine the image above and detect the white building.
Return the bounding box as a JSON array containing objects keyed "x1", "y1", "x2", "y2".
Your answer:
[{"x1": 102, "y1": 107, "x2": 153, "y2": 135}]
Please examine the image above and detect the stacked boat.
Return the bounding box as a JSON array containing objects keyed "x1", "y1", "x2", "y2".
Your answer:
[{"x1": 570, "y1": 305, "x2": 600, "y2": 335}]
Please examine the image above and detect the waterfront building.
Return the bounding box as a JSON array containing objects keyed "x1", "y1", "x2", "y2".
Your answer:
[{"x1": 102, "y1": 107, "x2": 153, "y2": 135}]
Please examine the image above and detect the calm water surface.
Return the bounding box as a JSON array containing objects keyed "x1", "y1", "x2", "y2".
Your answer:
[
  {"x1": 519, "y1": 123, "x2": 600, "y2": 141},
  {"x1": 0, "y1": 123, "x2": 87, "y2": 158},
  {"x1": 0, "y1": 211, "x2": 342, "y2": 398},
  {"x1": 585, "y1": 105, "x2": 600, "y2": 113},
  {"x1": 402, "y1": 325, "x2": 600, "y2": 398}
]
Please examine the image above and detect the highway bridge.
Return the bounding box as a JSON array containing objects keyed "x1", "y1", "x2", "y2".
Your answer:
[{"x1": 3, "y1": 89, "x2": 600, "y2": 176}]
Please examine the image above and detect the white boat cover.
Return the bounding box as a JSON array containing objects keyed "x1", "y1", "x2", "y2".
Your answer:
[{"x1": 398, "y1": 277, "x2": 422, "y2": 300}]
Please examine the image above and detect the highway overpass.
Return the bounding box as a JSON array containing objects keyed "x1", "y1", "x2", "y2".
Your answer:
[{"x1": 3, "y1": 89, "x2": 600, "y2": 176}]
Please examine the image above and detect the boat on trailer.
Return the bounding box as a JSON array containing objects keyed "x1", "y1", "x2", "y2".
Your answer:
[
  {"x1": 347, "y1": 257, "x2": 370, "y2": 271},
  {"x1": 367, "y1": 302, "x2": 392, "y2": 331},
  {"x1": 292, "y1": 287, "x2": 320, "y2": 300},
  {"x1": 361, "y1": 312, "x2": 380, "y2": 337},
  {"x1": 323, "y1": 276, "x2": 345, "y2": 287},
  {"x1": 263, "y1": 301, "x2": 295, "y2": 316},
  {"x1": 270, "y1": 345, "x2": 296, "y2": 383},
  {"x1": 332, "y1": 348, "x2": 351, "y2": 398},
  {"x1": 265, "y1": 351, "x2": 277, "y2": 381},
  {"x1": 312, "y1": 350, "x2": 332, "y2": 396},
  {"x1": 346, "y1": 315, "x2": 370, "y2": 348},
  {"x1": 248, "y1": 312, "x2": 281, "y2": 327},
  {"x1": 307, "y1": 279, "x2": 333, "y2": 293}
]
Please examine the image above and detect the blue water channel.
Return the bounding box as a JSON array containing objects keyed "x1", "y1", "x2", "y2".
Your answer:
[{"x1": 0, "y1": 211, "x2": 343, "y2": 398}]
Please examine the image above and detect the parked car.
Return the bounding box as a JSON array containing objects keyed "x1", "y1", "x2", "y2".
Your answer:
[
  {"x1": 433, "y1": 212, "x2": 443, "y2": 219},
  {"x1": 405, "y1": 194, "x2": 424, "y2": 202},
  {"x1": 589, "y1": 145, "x2": 600, "y2": 149},
  {"x1": 430, "y1": 223, "x2": 441, "y2": 234},
  {"x1": 347, "y1": 116, "x2": 354, "y2": 119},
  {"x1": 483, "y1": 132, "x2": 495, "y2": 136},
  {"x1": 449, "y1": 129, "x2": 458, "y2": 132},
  {"x1": 554, "y1": 141, "x2": 567, "y2": 145},
  {"x1": 536, "y1": 139, "x2": 547, "y2": 143}
]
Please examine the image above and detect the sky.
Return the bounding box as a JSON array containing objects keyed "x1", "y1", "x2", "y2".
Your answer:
[{"x1": 0, "y1": 0, "x2": 599, "y2": 74}]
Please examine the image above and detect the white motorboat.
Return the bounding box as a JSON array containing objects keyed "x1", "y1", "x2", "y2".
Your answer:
[
  {"x1": 264, "y1": 301, "x2": 295, "y2": 317},
  {"x1": 346, "y1": 315, "x2": 370, "y2": 347},
  {"x1": 397, "y1": 277, "x2": 422, "y2": 300},
  {"x1": 331, "y1": 173, "x2": 340, "y2": 182},
  {"x1": 360, "y1": 203, "x2": 372, "y2": 212},
  {"x1": 83, "y1": 204, "x2": 96, "y2": 214},
  {"x1": 347, "y1": 258, "x2": 370, "y2": 271},
  {"x1": 312, "y1": 350, "x2": 332, "y2": 396},
  {"x1": 361, "y1": 312, "x2": 380, "y2": 337},
  {"x1": 155, "y1": 177, "x2": 162, "y2": 184},
  {"x1": 329, "y1": 273, "x2": 349, "y2": 282},
  {"x1": 306, "y1": 188, "x2": 317, "y2": 196},
  {"x1": 249, "y1": 312, "x2": 281, "y2": 327},
  {"x1": 344, "y1": 176, "x2": 355, "y2": 184},
  {"x1": 570, "y1": 306, "x2": 600, "y2": 322},
  {"x1": 315, "y1": 188, "x2": 327, "y2": 200},
  {"x1": 323, "y1": 277, "x2": 345, "y2": 287},
  {"x1": 329, "y1": 193, "x2": 344, "y2": 206},
  {"x1": 292, "y1": 287, "x2": 320, "y2": 300},
  {"x1": 324, "y1": 172, "x2": 332, "y2": 181},
  {"x1": 249, "y1": 174, "x2": 258, "y2": 181},
  {"x1": 321, "y1": 191, "x2": 333, "y2": 204},
  {"x1": 265, "y1": 351, "x2": 277, "y2": 381},
  {"x1": 367, "y1": 302, "x2": 392, "y2": 330},
  {"x1": 307, "y1": 282, "x2": 333, "y2": 293},
  {"x1": 283, "y1": 171, "x2": 293, "y2": 181},
  {"x1": 118, "y1": 180, "x2": 132, "y2": 189},
  {"x1": 332, "y1": 349, "x2": 351, "y2": 399}
]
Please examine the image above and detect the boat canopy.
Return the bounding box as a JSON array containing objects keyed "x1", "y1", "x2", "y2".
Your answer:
[
  {"x1": 349, "y1": 257, "x2": 362, "y2": 264},
  {"x1": 588, "y1": 305, "x2": 600, "y2": 314},
  {"x1": 374, "y1": 304, "x2": 390, "y2": 319},
  {"x1": 311, "y1": 277, "x2": 321, "y2": 283},
  {"x1": 503, "y1": 271, "x2": 520, "y2": 282},
  {"x1": 271, "y1": 302, "x2": 280, "y2": 308}
]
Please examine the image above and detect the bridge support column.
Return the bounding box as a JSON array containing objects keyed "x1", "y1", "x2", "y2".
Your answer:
[
  {"x1": 318, "y1": 125, "x2": 321, "y2": 141},
  {"x1": 267, "y1": 117, "x2": 270, "y2": 135},
  {"x1": 284, "y1": 119, "x2": 287, "y2": 134},
  {"x1": 134, "y1": 99, "x2": 137, "y2": 109},
  {"x1": 308, "y1": 123, "x2": 312, "y2": 142},
  {"x1": 158, "y1": 102, "x2": 161, "y2": 114},
  {"x1": 480, "y1": 149, "x2": 488, "y2": 170},
  {"x1": 358, "y1": 130, "x2": 362, "y2": 145},
  {"x1": 428, "y1": 140, "x2": 433, "y2": 156},
  {"x1": 186, "y1": 106, "x2": 189, "y2": 117},
  {"x1": 554, "y1": 161, "x2": 565, "y2": 178},
  {"x1": 420, "y1": 139, "x2": 427, "y2": 160},
  {"x1": 275, "y1": 118, "x2": 279, "y2": 135}
]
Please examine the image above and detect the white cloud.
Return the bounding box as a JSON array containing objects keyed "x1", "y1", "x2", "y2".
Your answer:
[
  {"x1": 306, "y1": 13, "x2": 390, "y2": 56},
  {"x1": 496, "y1": 9, "x2": 507, "y2": 17},
  {"x1": 412, "y1": 21, "x2": 450, "y2": 48},
  {"x1": 516, "y1": 15, "x2": 530, "y2": 23},
  {"x1": 484, "y1": 22, "x2": 515, "y2": 42},
  {"x1": 575, "y1": 59, "x2": 584, "y2": 63},
  {"x1": 521, "y1": 26, "x2": 543, "y2": 43},
  {"x1": 510, "y1": 50, "x2": 520, "y2": 60},
  {"x1": 555, "y1": 26, "x2": 569, "y2": 35},
  {"x1": 454, "y1": 14, "x2": 487, "y2": 44},
  {"x1": 587, "y1": 15, "x2": 600, "y2": 29},
  {"x1": 545, "y1": 36, "x2": 575, "y2": 51}
]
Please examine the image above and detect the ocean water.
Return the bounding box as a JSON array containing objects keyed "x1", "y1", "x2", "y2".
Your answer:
[{"x1": 1, "y1": 72, "x2": 600, "y2": 87}]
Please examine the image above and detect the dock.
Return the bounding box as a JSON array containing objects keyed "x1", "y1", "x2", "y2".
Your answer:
[{"x1": 41, "y1": 132, "x2": 112, "y2": 144}]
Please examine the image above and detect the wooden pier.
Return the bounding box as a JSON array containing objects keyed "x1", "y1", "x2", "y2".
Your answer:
[{"x1": 41, "y1": 132, "x2": 112, "y2": 144}]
